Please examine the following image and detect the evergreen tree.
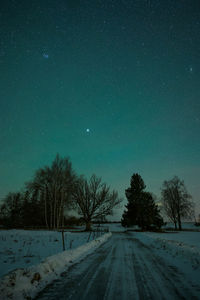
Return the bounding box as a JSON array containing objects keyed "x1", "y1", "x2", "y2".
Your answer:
[
  {"x1": 121, "y1": 173, "x2": 164, "y2": 230},
  {"x1": 121, "y1": 174, "x2": 145, "y2": 227}
]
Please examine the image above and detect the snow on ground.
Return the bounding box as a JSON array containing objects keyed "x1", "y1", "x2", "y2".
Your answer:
[
  {"x1": 0, "y1": 222, "x2": 199, "y2": 299},
  {"x1": 108, "y1": 222, "x2": 200, "y2": 288},
  {"x1": 34, "y1": 231, "x2": 200, "y2": 300},
  {"x1": 132, "y1": 230, "x2": 200, "y2": 287},
  {"x1": 163, "y1": 222, "x2": 200, "y2": 230},
  {"x1": 139, "y1": 230, "x2": 200, "y2": 248},
  {"x1": 102, "y1": 223, "x2": 126, "y2": 232},
  {"x1": 0, "y1": 230, "x2": 97, "y2": 278},
  {"x1": 108, "y1": 222, "x2": 200, "y2": 267},
  {"x1": 0, "y1": 232, "x2": 112, "y2": 300}
]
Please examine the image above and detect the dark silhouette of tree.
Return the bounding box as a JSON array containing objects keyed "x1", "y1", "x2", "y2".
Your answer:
[
  {"x1": 161, "y1": 176, "x2": 194, "y2": 230},
  {"x1": 121, "y1": 173, "x2": 163, "y2": 230},
  {"x1": 21, "y1": 190, "x2": 31, "y2": 226},
  {"x1": 121, "y1": 173, "x2": 146, "y2": 227},
  {"x1": 0, "y1": 192, "x2": 23, "y2": 227},
  {"x1": 22, "y1": 189, "x2": 45, "y2": 227},
  {"x1": 72, "y1": 174, "x2": 122, "y2": 231},
  {"x1": 27, "y1": 154, "x2": 76, "y2": 229},
  {"x1": 0, "y1": 190, "x2": 47, "y2": 228}
]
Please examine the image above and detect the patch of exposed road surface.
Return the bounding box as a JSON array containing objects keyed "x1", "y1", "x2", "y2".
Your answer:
[{"x1": 35, "y1": 232, "x2": 200, "y2": 300}]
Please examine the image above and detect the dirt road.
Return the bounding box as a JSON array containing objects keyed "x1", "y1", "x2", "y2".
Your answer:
[{"x1": 35, "y1": 232, "x2": 200, "y2": 300}]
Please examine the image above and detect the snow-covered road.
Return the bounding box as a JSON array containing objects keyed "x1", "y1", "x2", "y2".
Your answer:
[{"x1": 35, "y1": 232, "x2": 200, "y2": 300}]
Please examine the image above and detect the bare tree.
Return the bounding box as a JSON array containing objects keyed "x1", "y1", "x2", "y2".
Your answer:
[
  {"x1": 27, "y1": 154, "x2": 76, "y2": 229},
  {"x1": 72, "y1": 174, "x2": 122, "y2": 231},
  {"x1": 161, "y1": 176, "x2": 194, "y2": 230}
]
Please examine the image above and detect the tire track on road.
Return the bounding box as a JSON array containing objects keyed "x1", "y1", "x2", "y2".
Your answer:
[
  {"x1": 130, "y1": 236, "x2": 200, "y2": 299},
  {"x1": 36, "y1": 233, "x2": 200, "y2": 300}
]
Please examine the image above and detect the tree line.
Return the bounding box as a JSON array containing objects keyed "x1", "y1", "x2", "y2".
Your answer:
[
  {"x1": 0, "y1": 154, "x2": 122, "y2": 231},
  {"x1": 0, "y1": 155, "x2": 194, "y2": 231}
]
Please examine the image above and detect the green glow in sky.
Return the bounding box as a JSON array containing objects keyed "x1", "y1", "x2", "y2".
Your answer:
[{"x1": 0, "y1": 0, "x2": 200, "y2": 219}]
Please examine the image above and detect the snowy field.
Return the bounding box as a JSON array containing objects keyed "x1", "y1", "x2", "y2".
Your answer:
[
  {"x1": 138, "y1": 230, "x2": 200, "y2": 248},
  {"x1": 32, "y1": 230, "x2": 200, "y2": 299},
  {"x1": 0, "y1": 222, "x2": 198, "y2": 279},
  {"x1": 163, "y1": 222, "x2": 200, "y2": 230},
  {"x1": 0, "y1": 223, "x2": 200, "y2": 299},
  {"x1": 0, "y1": 229, "x2": 103, "y2": 278},
  {"x1": 0, "y1": 231, "x2": 111, "y2": 299},
  {"x1": 107, "y1": 221, "x2": 200, "y2": 232}
]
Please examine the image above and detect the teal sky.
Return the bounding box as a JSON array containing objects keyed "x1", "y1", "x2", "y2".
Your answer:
[{"x1": 0, "y1": 0, "x2": 200, "y2": 220}]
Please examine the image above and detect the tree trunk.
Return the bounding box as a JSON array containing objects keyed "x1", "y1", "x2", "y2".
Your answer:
[
  {"x1": 85, "y1": 221, "x2": 92, "y2": 231},
  {"x1": 50, "y1": 201, "x2": 53, "y2": 229},
  {"x1": 174, "y1": 221, "x2": 177, "y2": 230},
  {"x1": 178, "y1": 214, "x2": 182, "y2": 230},
  {"x1": 62, "y1": 213, "x2": 64, "y2": 227},
  {"x1": 57, "y1": 191, "x2": 64, "y2": 229},
  {"x1": 53, "y1": 188, "x2": 57, "y2": 229},
  {"x1": 177, "y1": 204, "x2": 182, "y2": 230},
  {"x1": 44, "y1": 189, "x2": 49, "y2": 229}
]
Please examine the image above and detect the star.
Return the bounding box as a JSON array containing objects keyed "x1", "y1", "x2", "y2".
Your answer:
[
  {"x1": 42, "y1": 53, "x2": 49, "y2": 59},
  {"x1": 86, "y1": 128, "x2": 90, "y2": 133},
  {"x1": 189, "y1": 66, "x2": 193, "y2": 73}
]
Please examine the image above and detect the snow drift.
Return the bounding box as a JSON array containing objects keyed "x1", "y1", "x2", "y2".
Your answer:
[{"x1": 0, "y1": 232, "x2": 112, "y2": 300}]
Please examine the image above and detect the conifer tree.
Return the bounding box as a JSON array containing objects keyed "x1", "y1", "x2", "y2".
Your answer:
[{"x1": 121, "y1": 173, "x2": 163, "y2": 230}]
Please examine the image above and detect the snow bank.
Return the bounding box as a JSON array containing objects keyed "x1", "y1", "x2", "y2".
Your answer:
[
  {"x1": 151, "y1": 235, "x2": 200, "y2": 269},
  {"x1": 0, "y1": 230, "x2": 98, "y2": 278},
  {"x1": 134, "y1": 231, "x2": 200, "y2": 270},
  {"x1": 0, "y1": 230, "x2": 73, "y2": 277},
  {"x1": 0, "y1": 232, "x2": 112, "y2": 300}
]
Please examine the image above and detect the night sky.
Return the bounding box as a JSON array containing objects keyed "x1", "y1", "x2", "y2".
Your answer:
[{"x1": 0, "y1": 0, "x2": 200, "y2": 219}]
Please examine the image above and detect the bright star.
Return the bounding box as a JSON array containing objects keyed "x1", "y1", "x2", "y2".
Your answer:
[
  {"x1": 86, "y1": 128, "x2": 90, "y2": 133},
  {"x1": 43, "y1": 53, "x2": 49, "y2": 59}
]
